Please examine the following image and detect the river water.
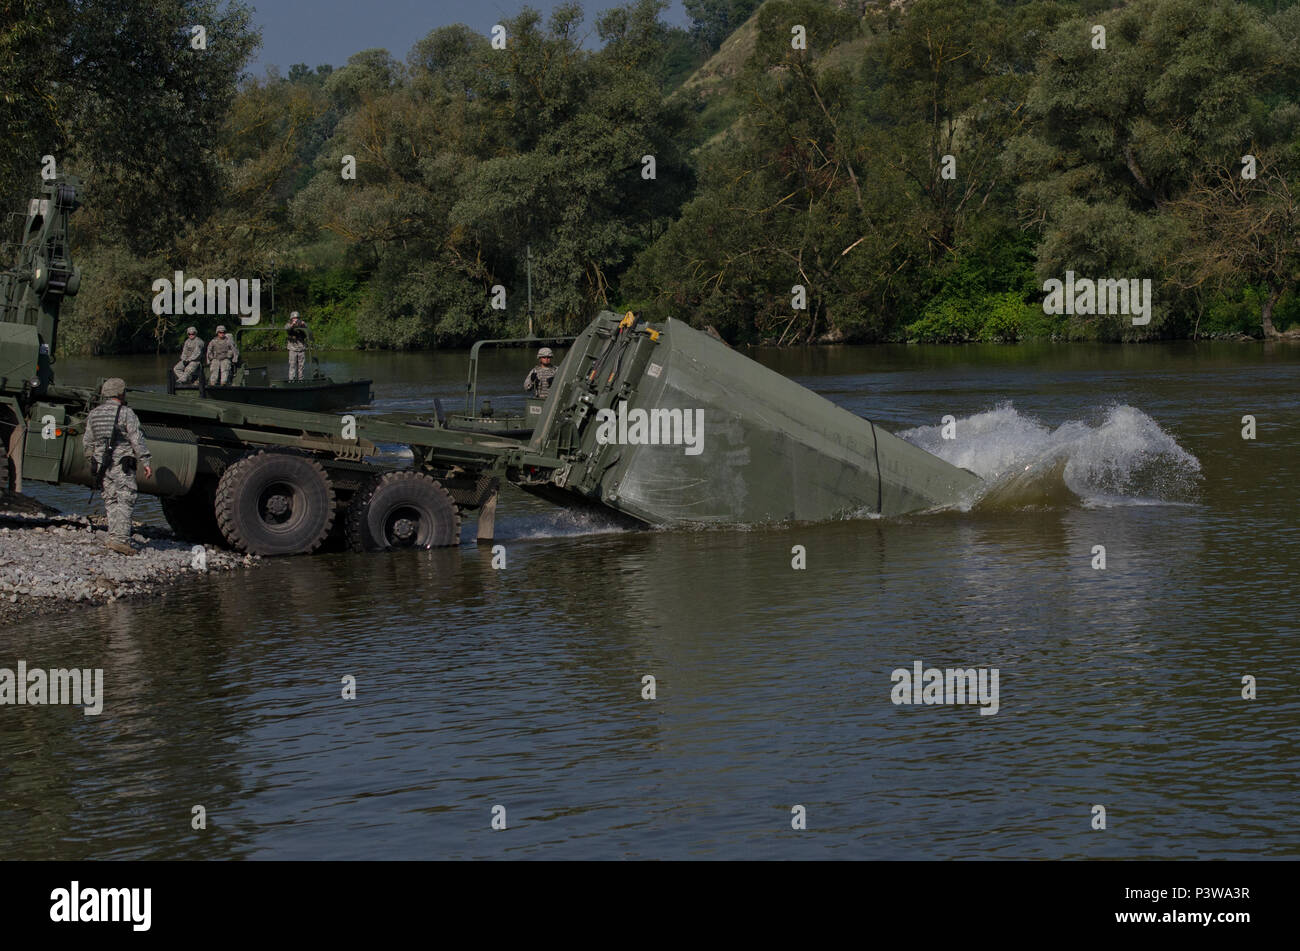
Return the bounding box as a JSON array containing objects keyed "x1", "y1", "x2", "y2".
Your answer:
[{"x1": 3, "y1": 342, "x2": 1297, "y2": 859}]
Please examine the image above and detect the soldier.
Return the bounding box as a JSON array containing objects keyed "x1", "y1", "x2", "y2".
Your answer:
[
  {"x1": 524, "y1": 347, "x2": 556, "y2": 398},
  {"x1": 83, "y1": 378, "x2": 153, "y2": 556},
  {"x1": 206, "y1": 324, "x2": 239, "y2": 386},
  {"x1": 286, "y1": 311, "x2": 308, "y2": 382},
  {"x1": 172, "y1": 326, "x2": 204, "y2": 384}
]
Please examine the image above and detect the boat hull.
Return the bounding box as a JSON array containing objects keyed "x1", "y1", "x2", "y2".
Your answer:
[{"x1": 176, "y1": 380, "x2": 373, "y2": 412}]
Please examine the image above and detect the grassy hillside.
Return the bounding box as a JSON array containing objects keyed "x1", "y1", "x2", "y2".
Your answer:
[{"x1": 676, "y1": 0, "x2": 875, "y2": 147}]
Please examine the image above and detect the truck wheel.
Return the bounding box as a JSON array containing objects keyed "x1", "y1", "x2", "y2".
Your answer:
[
  {"x1": 215, "y1": 451, "x2": 335, "y2": 555},
  {"x1": 345, "y1": 471, "x2": 460, "y2": 551},
  {"x1": 160, "y1": 478, "x2": 223, "y2": 544}
]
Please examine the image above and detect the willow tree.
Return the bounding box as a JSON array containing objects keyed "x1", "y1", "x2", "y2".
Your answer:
[
  {"x1": 294, "y1": 1, "x2": 695, "y2": 348},
  {"x1": 19, "y1": 0, "x2": 263, "y2": 353},
  {"x1": 1014, "y1": 0, "x2": 1289, "y2": 337},
  {"x1": 1171, "y1": 152, "x2": 1300, "y2": 337}
]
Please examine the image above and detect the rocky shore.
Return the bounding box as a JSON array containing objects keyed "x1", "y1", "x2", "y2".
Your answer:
[{"x1": 0, "y1": 493, "x2": 255, "y2": 628}]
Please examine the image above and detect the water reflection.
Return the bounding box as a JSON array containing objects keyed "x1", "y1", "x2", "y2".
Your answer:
[{"x1": 3, "y1": 342, "x2": 1298, "y2": 858}]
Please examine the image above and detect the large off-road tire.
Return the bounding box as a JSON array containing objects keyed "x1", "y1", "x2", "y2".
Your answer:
[
  {"x1": 345, "y1": 471, "x2": 460, "y2": 552},
  {"x1": 215, "y1": 451, "x2": 335, "y2": 555},
  {"x1": 160, "y1": 477, "x2": 223, "y2": 545}
]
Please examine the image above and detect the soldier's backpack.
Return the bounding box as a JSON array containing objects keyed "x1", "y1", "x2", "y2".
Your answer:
[{"x1": 88, "y1": 402, "x2": 123, "y2": 486}]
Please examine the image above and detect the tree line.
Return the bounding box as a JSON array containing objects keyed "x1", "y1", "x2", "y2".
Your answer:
[{"x1": 2, "y1": 0, "x2": 1298, "y2": 354}]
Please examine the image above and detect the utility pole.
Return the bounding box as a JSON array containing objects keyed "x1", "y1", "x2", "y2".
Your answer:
[{"x1": 526, "y1": 243, "x2": 534, "y2": 338}]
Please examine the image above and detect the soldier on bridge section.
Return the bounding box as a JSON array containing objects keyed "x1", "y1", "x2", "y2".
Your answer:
[
  {"x1": 525, "y1": 347, "x2": 556, "y2": 398},
  {"x1": 82, "y1": 378, "x2": 153, "y2": 556},
  {"x1": 206, "y1": 325, "x2": 239, "y2": 386},
  {"x1": 287, "y1": 311, "x2": 308, "y2": 382},
  {"x1": 173, "y1": 326, "x2": 204, "y2": 384}
]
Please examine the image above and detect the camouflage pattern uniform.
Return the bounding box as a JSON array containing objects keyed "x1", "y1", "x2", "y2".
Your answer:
[
  {"x1": 206, "y1": 327, "x2": 239, "y2": 385},
  {"x1": 525, "y1": 348, "x2": 557, "y2": 398},
  {"x1": 173, "y1": 327, "x2": 204, "y2": 383},
  {"x1": 287, "y1": 313, "x2": 308, "y2": 382},
  {"x1": 82, "y1": 379, "x2": 151, "y2": 551}
]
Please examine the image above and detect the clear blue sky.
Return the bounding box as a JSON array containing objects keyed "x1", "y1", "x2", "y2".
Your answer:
[{"x1": 247, "y1": 0, "x2": 692, "y2": 74}]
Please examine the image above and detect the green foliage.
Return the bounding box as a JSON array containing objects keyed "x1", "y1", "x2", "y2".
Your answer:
[
  {"x1": 63, "y1": 0, "x2": 260, "y2": 257},
  {"x1": 268, "y1": 267, "x2": 364, "y2": 350},
  {"x1": 1020, "y1": 0, "x2": 1285, "y2": 213},
  {"x1": 905, "y1": 232, "x2": 1057, "y2": 342},
  {"x1": 1, "y1": 0, "x2": 261, "y2": 353},
  {"x1": 1011, "y1": 0, "x2": 1297, "y2": 337},
  {"x1": 291, "y1": 0, "x2": 697, "y2": 348},
  {"x1": 61, "y1": 245, "x2": 170, "y2": 354},
  {"x1": 906, "y1": 292, "x2": 1059, "y2": 343},
  {"x1": 1201, "y1": 286, "x2": 1300, "y2": 336},
  {"x1": 14, "y1": 0, "x2": 1300, "y2": 355},
  {"x1": 693, "y1": 92, "x2": 744, "y2": 144},
  {"x1": 657, "y1": 27, "x2": 707, "y2": 91},
  {"x1": 355, "y1": 256, "x2": 500, "y2": 349},
  {"x1": 323, "y1": 49, "x2": 405, "y2": 110},
  {"x1": 0, "y1": 0, "x2": 59, "y2": 205},
  {"x1": 628, "y1": 0, "x2": 1041, "y2": 343},
  {"x1": 1270, "y1": 290, "x2": 1300, "y2": 331},
  {"x1": 684, "y1": 0, "x2": 764, "y2": 52},
  {"x1": 0, "y1": 0, "x2": 258, "y2": 235}
]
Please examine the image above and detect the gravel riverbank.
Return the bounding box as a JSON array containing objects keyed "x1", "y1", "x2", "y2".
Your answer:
[{"x1": 0, "y1": 496, "x2": 256, "y2": 628}]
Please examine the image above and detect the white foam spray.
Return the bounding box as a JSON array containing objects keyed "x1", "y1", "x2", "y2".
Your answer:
[{"x1": 899, "y1": 403, "x2": 1201, "y2": 509}]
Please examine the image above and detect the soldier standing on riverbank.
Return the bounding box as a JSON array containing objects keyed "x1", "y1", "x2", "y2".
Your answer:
[
  {"x1": 287, "y1": 311, "x2": 308, "y2": 382},
  {"x1": 83, "y1": 378, "x2": 153, "y2": 556},
  {"x1": 173, "y1": 326, "x2": 204, "y2": 384},
  {"x1": 525, "y1": 347, "x2": 556, "y2": 398},
  {"x1": 206, "y1": 325, "x2": 238, "y2": 385}
]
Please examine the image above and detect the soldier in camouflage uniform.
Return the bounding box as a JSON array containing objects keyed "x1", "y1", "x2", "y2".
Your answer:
[
  {"x1": 524, "y1": 347, "x2": 556, "y2": 398},
  {"x1": 286, "y1": 311, "x2": 308, "y2": 381},
  {"x1": 82, "y1": 378, "x2": 153, "y2": 556},
  {"x1": 206, "y1": 324, "x2": 239, "y2": 386},
  {"x1": 173, "y1": 326, "x2": 204, "y2": 384}
]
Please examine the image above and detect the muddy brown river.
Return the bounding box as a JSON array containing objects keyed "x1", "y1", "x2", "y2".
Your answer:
[{"x1": 2, "y1": 340, "x2": 1296, "y2": 858}]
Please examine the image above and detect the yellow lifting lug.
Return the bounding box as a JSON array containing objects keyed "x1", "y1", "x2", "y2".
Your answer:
[
  {"x1": 620, "y1": 311, "x2": 636, "y2": 330},
  {"x1": 644, "y1": 327, "x2": 660, "y2": 342}
]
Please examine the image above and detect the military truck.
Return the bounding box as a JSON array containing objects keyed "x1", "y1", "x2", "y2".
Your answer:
[
  {"x1": 0, "y1": 177, "x2": 982, "y2": 557},
  {"x1": 0, "y1": 178, "x2": 518, "y2": 554}
]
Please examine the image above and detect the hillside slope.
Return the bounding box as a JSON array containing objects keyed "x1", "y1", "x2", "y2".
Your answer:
[{"x1": 675, "y1": 0, "x2": 875, "y2": 147}]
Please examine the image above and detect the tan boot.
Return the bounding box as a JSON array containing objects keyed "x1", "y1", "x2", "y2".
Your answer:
[{"x1": 106, "y1": 538, "x2": 137, "y2": 556}]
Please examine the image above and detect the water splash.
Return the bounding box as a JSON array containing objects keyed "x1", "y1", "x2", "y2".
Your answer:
[
  {"x1": 506, "y1": 507, "x2": 634, "y2": 539},
  {"x1": 899, "y1": 403, "x2": 1202, "y2": 509}
]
